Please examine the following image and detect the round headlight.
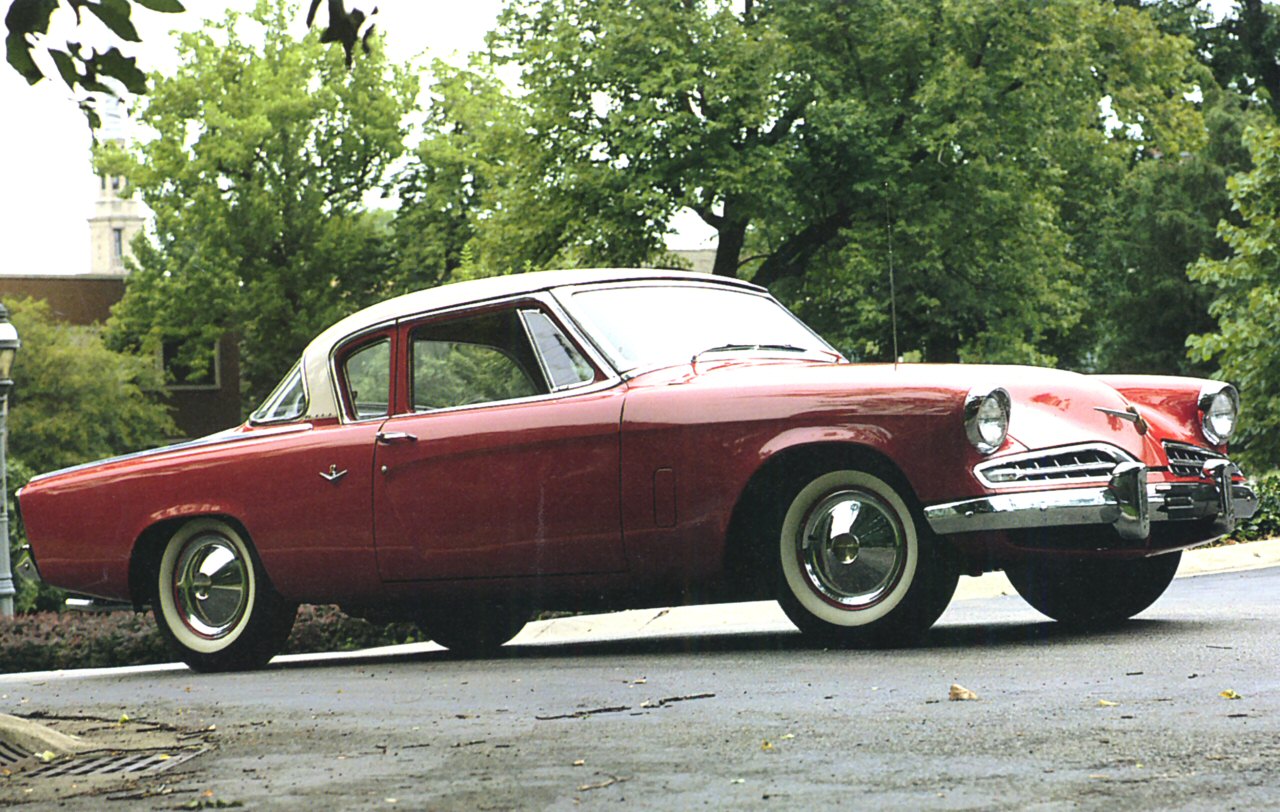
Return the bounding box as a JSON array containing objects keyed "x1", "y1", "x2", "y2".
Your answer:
[
  {"x1": 1199, "y1": 383, "x2": 1239, "y2": 446},
  {"x1": 965, "y1": 387, "x2": 1011, "y2": 455}
]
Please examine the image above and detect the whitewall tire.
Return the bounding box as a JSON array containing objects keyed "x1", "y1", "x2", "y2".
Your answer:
[
  {"x1": 153, "y1": 519, "x2": 296, "y2": 672},
  {"x1": 776, "y1": 469, "x2": 957, "y2": 646}
]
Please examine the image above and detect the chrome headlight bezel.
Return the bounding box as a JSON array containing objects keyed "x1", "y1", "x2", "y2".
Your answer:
[
  {"x1": 964, "y1": 386, "x2": 1011, "y2": 455},
  {"x1": 1198, "y1": 382, "x2": 1239, "y2": 446}
]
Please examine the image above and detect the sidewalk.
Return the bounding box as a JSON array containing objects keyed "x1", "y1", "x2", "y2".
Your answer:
[{"x1": 513, "y1": 537, "x2": 1280, "y2": 646}]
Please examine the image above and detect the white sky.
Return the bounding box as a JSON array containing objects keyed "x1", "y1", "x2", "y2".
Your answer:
[{"x1": 0, "y1": 1, "x2": 1233, "y2": 276}]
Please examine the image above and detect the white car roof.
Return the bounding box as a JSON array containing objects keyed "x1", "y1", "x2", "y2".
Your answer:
[{"x1": 298, "y1": 268, "x2": 763, "y2": 420}]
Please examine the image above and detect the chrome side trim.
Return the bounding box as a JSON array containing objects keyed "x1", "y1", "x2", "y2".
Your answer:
[
  {"x1": 926, "y1": 463, "x2": 1257, "y2": 540},
  {"x1": 27, "y1": 424, "x2": 312, "y2": 484}
]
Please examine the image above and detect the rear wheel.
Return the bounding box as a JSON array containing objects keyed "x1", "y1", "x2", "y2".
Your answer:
[
  {"x1": 152, "y1": 519, "x2": 296, "y2": 672},
  {"x1": 418, "y1": 604, "x2": 527, "y2": 656},
  {"x1": 775, "y1": 469, "x2": 958, "y2": 647},
  {"x1": 1005, "y1": 551, "x2": 1181, "y2": 628}
]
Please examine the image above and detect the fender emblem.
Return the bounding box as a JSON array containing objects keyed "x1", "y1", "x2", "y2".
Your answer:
[
  {"x1": 1095, "y1": 406, "x2": 1148, "y2": 435},
  {"x1": 320, "y1": 464, "x2": 348, "y2": 483}
]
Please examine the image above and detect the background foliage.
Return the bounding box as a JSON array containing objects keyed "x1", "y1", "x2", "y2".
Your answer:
[{"x1": 101, "y1": 0, "x2": 417, "y2": 405}]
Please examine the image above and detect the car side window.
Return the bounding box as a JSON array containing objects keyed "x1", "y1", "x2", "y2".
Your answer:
[
  {"x1": 343, "y1": 339, "x2": 391, "y2": 420},
  {"x1": 251, "y1": 362, "x2": 307, "y2": 423},
  {"x1": 411, "y1": 309, "x2": 549, "y2": 411},
  {"x1": 518, "y1": 308, "x2": 596, "y2": 390}
]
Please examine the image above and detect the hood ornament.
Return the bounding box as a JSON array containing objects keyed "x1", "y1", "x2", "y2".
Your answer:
[{"x1": 1095, "y1": 405, "x2": 1148, "y2": 436}]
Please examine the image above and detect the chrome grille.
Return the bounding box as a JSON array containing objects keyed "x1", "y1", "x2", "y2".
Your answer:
[
  {"x1": 975, "y1": 444, "x2": 1128, "y2": 487},
  {"x1": 1163, "y1": 442, "x2": 1223, "y2": 478}
]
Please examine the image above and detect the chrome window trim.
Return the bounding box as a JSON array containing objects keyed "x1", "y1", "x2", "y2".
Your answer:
[
  {"x1": 516, "y1": 306, "x2": 598, "y2": 394},
  {"x1": 327, "y1": 318, "x2": 399, "y2": 426},
  {"x1": 248, "y1": 361, "x2": 310, "y2": 426},
  {"x1": 340, "y1": 292, "x2": 624, "y2": 424},
  {"x1": 973, "y1": 442, "x2": 1137, "y2": 489}
]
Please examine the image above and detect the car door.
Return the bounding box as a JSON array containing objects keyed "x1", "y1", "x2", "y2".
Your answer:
[{"x1": 371, "y1": 300, "x2": 626, "y2": 582}]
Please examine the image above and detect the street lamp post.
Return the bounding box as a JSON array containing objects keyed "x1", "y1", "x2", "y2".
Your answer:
[{"x1": 0, "y1": 302, "x2": 21, "y2": 617}]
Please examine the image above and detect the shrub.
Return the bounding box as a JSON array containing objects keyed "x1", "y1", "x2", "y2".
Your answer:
[
  {"x1": 0, "y1": 606, "x2": 420, "y2": 674},
  {"x1": 1233, "y1": 469, "x2": 1280, "y2": 542}
]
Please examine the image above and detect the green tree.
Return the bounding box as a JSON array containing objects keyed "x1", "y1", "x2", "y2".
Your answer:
[
  {"x1": 5, "y1": 297, "x2": 176, "y2": 612},
  {"x1": 102, "y1": 0, "x2": 417, "y2": 406},
  {"x1": 487, "y1": 0, "x2": 1206, "y2": 364},
  {"x1": 1189, "y1": 123, "x2": 1280, "y2": 467},
  {"x1": 1082, "y1": 84, "x2": 1264, "y2": 375}
]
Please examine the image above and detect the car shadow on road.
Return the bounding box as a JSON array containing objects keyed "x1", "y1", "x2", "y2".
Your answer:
[{"x1": 269, "y1": 617, "x2": 1215, "y2": 672}]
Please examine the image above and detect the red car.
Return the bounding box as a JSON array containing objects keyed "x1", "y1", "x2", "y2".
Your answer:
[{"x1": 18, "y1": 269, "x2": 1256, "y2": 671}]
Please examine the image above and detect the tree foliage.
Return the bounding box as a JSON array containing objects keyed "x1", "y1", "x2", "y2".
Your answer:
[
  {"x1": 1189, "y1": 123, "x2": 1280, "y2": 465},
  {"x1": 8, "y1": 298, "x2": 175, "y2": 474},
  {"x1": 486, "y1": 0, "x2": 1206, "y2": 365},
  {"x1": 4, "y1": 0, "x2": 182, "y2": 125},
  {"x1": 5, "y1": 0, "x2": 381, "y2": 127},
  {"x1": 103, "y1": 0, "x2": 417, "y2": 406}
]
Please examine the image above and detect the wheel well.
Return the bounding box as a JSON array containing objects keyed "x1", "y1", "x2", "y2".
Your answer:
[
  {"x1": 128, "y1": 515, "x2": 254, "y2": 610},
  {"x1": 722, "y1": 442, "x2": 922, "y2": 595}
]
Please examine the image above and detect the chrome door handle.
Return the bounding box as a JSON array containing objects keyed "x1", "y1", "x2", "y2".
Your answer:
[{"x1": 376, "y1": 431, "x2": 418, "y2": 444}]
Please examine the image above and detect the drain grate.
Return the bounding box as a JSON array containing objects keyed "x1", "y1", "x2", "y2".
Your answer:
[
  {"x1": 1, "y1": 740, "x2": 33, "y2": 767},
  {"x1": 20, "y1": 748, "x2": 205, "y2": 779}
]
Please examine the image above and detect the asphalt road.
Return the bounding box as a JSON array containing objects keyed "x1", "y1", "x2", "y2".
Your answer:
[{"x1": 3, "y1": 567, "x2": 1279, "y2": 811}]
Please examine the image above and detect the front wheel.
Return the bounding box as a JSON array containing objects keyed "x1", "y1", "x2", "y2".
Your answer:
[
  {"x1": 1005, "y1": 551, "x2": 1181, "y2": 628},
  {"x1": 152, "y1": 519, "x2": 297, "y2": 672},
  {"x1": 775, "y1": 469, "x2": 958, "y2": 647}
]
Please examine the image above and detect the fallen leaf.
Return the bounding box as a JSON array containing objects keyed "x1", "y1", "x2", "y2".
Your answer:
[
  {"x1": 1098, "y1": 699, "x2": 1118, "y2": 707},
  {"x1": 760, "y1": 740, "x2": 774, "y2": 752},
  {"x1": 37, "y1": 751, "x2": 56, "y2": 763},
  {"x1": 949, "y1": 684, "x2": 978, "y2": 701},
  {"x1": 157, "y1": 754, "x2": 172, "y2": 761},
  {"x1": 780, "y1": 733, "x2": 795, "y2": 740},
  {"x1": 118, "y1": 713, "x2": 130, "y2": 724},
  {"x1": 1220, "y1": 690, "x2": 1243, "y2": 700},
  {"x1": 572, "y1": 759, "x2": 585, "y2": 767}
]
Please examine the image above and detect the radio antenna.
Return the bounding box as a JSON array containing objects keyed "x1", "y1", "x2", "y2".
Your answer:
[{"x1": 886, "y1": 183, "x2": 900, "y2": 368}]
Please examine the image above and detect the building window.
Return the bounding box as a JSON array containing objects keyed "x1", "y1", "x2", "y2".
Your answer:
[
  {"x1": 100, "y1": 175, "x2": 106, "y2": 191},
  {"x1": 112, "y1": 228, "x2": 124, "y2": 259},
  {"x1": 161, "y1": 340, "x2": 220, "y2": 390},
  {"x1": 111, "y1": 176, "x2": 120, "y2": 191}
]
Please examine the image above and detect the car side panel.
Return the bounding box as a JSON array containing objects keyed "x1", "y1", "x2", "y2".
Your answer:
[
  {"x1": 618, "y1": 372, "x2": 970, "y2": 585},
  {"x1": 19, "y1": 423, "x2": 384, "y2": 604}
]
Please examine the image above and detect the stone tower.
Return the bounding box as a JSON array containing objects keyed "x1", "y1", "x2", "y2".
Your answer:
[{"x1": 88, "y1": 98, "x2": 147, "y2": 275}]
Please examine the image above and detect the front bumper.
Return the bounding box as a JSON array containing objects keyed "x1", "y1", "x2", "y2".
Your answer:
[{"x1": 924, "y1": 460, "x2": 1257, "y2": 541}]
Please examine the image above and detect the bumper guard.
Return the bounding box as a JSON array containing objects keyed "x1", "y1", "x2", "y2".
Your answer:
[{"x1": 924, "y1": 460, "x2": 1257, "y2": 541}]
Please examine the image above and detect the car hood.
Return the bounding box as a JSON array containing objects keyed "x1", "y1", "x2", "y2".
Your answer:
[{"x1": 629, "y1": 359, "x2": 1164, "y2": 459}]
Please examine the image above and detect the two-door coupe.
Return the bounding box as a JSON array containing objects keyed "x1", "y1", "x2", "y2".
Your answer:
[{"x1": 18, "y1": 269, "x2": 1257, "y2": 670}]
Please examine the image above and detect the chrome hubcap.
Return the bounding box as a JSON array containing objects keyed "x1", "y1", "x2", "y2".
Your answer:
[
  {"x1": 173, "y1": 534, "x2": 249, "y2": 639},
  {"x1": 799, "y1": 489, "x2": 907, "y2": 609}
]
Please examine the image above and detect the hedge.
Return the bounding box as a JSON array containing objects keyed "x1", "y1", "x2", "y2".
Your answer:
[{"x1": 0, "y1": 605, "x2": 419, "y2": 674}]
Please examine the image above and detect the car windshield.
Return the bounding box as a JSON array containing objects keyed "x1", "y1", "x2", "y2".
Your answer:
[{"x1": 563, "y1": 283, "x2": 840, "y2": 372}]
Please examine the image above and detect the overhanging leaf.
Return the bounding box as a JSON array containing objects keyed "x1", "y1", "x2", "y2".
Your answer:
[
  {"x1": 86, "y1": 0, "x2": 141, "y2": 43},
  {"x1": 92, "y1": 46, "x2": 146, "y2": 94},
  {"x1": 48, "y1": 47, "x2": 78, "y2": 88},
  {"x1": 132, "y1": 0, "x2": 185, "y2": 11}
]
